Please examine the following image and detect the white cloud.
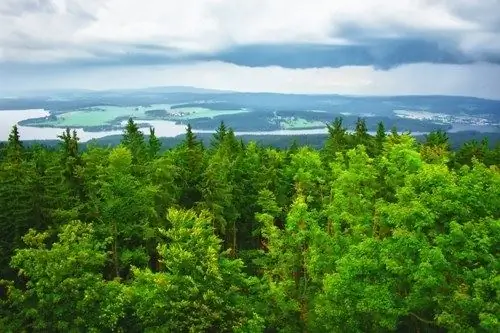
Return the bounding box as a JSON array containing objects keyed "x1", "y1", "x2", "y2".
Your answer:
[
  {"x1": 1, "y1": 1, "x2": 499, "y2": 99},
  {"x1": 0, "y1": 0, "x2": 496, "y2": 63},
  {"x1": 4, "y1": 61, "x2": 500, "y2": 99}
]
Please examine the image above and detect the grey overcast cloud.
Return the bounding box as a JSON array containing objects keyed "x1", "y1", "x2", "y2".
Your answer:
[{"x1": 1, "y1": 0, "x2": 500, "y2": 98}]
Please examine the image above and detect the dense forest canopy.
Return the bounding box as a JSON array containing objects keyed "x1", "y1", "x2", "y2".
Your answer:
[{"x1": 0, "y1": 117, "x2": 499, "y2": 332}]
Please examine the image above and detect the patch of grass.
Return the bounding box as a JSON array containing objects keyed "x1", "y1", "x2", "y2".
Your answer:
[
  {"x1": 36, "y1": 106, "x2": 158, "y2": 127},
  {"x1": 166, "y1": 107, "x2": 248, "y2": 120},
  {"x1": 30, "y1": 104, "x2": 248, "y2": 128},
  {"x1": 280, "y1": 117, "x2": 325, "y2": 129}
]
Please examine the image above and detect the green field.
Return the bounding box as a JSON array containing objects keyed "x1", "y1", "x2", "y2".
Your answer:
[
  {"x1": 32, "y1": 104, "x2": 248, "y2": 127},
  {"x1": 168, "y1": 107, "x2": 248, "y2": 120},
  {"x1": 280, "y1": 117, "x2": 325, "y2": 129},
  {"x1": 45, "y1": 106, "x2": 153, "y2": 126}
]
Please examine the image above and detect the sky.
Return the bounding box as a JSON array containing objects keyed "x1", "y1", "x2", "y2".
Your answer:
[{"x1": 1, "y1": 0, "x2": 500, "y2": 98}]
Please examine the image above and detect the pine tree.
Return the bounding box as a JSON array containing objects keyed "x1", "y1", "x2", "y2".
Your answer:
[
  {"x1": 185, "y1": 123, "x2": 198, "y2": 150},
  {"x1": 424, "y1": 129, "x2": 450, "y2": 149},
  {"x1": 211, "y1": 121, "x2": 227, "y2": 148},
  {"x1": 374, "y1": 121, "x2": 386, "y2": 155},
  {"x1": 58, "y1": 128, "x2": 84, "y2": 200},
  {"x1": 176, "y1": 124, "x2": 205, "y2": 208},
  {"x1": 6, "y1": 125, "x2": 23, "y2": 162},
  {"x1": 390, "y1": 125, "x2": 399, "y2": 136},
  {"x1": 353, "y1": 117, "x2": 370, "y2": 147},
  {"x1": 147, "y1": 127, "x2": 162, "y2": 159},
  {"x1": 289, "y1": 139, "x2": 299, "y2": 154},
  {"x1": 453, "y1": 139, "x2": 489, "y2": 167},
  {"x1": 323, "y1": 117, "x2": 348, "y2": 161},
  {"x1": 122, "y1": 118, "x2": 146, "y2": 163},
  {"x1": 0, "y1": 163, "x2": 36, "y2": 279}
]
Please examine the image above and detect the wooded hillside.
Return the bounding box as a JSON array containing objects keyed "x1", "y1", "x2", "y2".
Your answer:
[{"x1": 0, "y1": 118, "x2": 499, "y2": 332}]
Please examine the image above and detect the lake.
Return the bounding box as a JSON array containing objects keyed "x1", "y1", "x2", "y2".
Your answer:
[
  {"x1": 1, "y1": 110, "x2": 335, "y2": 141},
  {"x1": 0, "y1": 109, "x2": 127, "y2": 141},
  {"x1": 3, "y1": 109, "x2": 481, "y2": 142}
]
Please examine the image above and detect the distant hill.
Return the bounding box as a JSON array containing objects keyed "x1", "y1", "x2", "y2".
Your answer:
[{"x1": 0, "y1": 86, "x2": 232, "y2": 99}]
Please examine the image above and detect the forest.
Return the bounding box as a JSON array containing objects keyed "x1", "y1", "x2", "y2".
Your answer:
[{"x1": 0, "y1": 118, "x2": 499, "y2": 332}]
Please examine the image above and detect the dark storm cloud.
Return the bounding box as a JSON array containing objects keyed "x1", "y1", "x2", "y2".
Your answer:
[
  {"x1": 1, "y1": 0, "x2": 500, "y2": 70},
  {"x1": 19, "y1": 38, "x2": 491, "y2": 70},
  {"x1": 197, "y1": 39, "x2": 478, "y2": 69}
]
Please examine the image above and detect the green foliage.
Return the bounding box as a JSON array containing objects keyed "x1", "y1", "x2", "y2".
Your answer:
[
  {"x1": 174, "y1": 124, "x2": 205, "y2": 209},
  {"x1": 147, "y1": 127, "x2": 162, "y2": 159},
  {"x1": 121, "y1": 118, "x2": 146, "y2": 163},
  {"x1": 1, "y1": 222, "x2": 126, "y2": 332},
  {"x1": 6, "y1": 125, "x2": 23, "y2": 162},
  {"x1": 0, "y1": 118, "x2": 499, "y2": 332},
  {"x1": 89, "y1": 146, "x2": 158, "y2": 278},
  {"x1": 375, "y1": 121, "x2": 387, "y2": 155},
  {"x1": 323, "y1": 117, "x2": 348, "y2": 160},
  {"x1": 129, "y1": 208, "x2": 257, "y2": 332}
]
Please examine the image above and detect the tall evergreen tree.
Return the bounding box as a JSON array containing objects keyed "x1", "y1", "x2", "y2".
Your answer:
[
  {"x1": 58, "y1": 128, "x2": 84, "y2": 200},
  {"x1": 6, "y1": 125, "x2": 23, "y2": 162},
  {"x1": 375, "y1": 121, "x2": 387, "y2": 155},
  {"x1": 211, "y1": 121, "x2": 227, "y2": 148},
  {"x1": 147, "y1": 127, "x2": 161, "y2": 159},
  {"x1": 175, "y1": 124, "x2": 205, "y2": 209},
  {"x1": 122, "y1": 118, "x2": 146, "y2": 163},
  {"x1": 353, "y1": 117, "x2": 370, "y2": 147},
  {"x1": 323, "y1": 117, "x2": 348, "y2": 161},
  {"x1": 453, "y1": 138, "x2": 489, "y2": 167},
  {"x1": 424, "y1": 129, "x2": 450, "y2": 149},
  {"x1": 185, "y1": 123, "x2": 198, "y2": 150}
]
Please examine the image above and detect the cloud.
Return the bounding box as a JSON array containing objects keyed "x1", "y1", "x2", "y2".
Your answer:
[
  {"x1": 198, "y1": 39, "x2": 476, "y2": 69},
  {"x1": 1, "y1": 0, "x2": 499, "y2": 67},
  {"x1": 3, "y1": 61, "x2": 500, "y2": 100},
  {"x1": 1, "y1": 1, "x2": 499, "y2": 98}
]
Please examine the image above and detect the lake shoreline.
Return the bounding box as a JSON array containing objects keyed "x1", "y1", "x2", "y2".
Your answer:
[{"x1": 2, "y1": 108, "x2": 499, "y2": 142}]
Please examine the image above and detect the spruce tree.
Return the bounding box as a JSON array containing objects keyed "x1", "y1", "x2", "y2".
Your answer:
[
  {"x1": 353, "y1": 117, "x2": 369, "y2": 147},
  {"x1": 176, "y1": 124, "x2": 204, "y2": 208},
  {"x1": 211, "y1": 121, "x2": 227, "y2": 148},
  {"x1": 122, "y1": 118, "x2": 146, "y2": 163},
  {"x1": 375, "y1": 121, "x2": 386, "y2": 155},
  {"x1": 323, "y1": 117, "x2": 348, "y2": 161},
  {"x1": 6, "y1": 125, "x2": 23, "y2": 162},
  {"x1": 58, "y1": 128, "x2": 84, "y2": 200},
  {"x1": 147, "y1": 127, "x2": 162, "y2": 159}
]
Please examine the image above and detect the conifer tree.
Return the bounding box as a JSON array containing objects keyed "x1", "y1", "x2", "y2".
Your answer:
[
  {"x1": 58, "y1": 128, "x2": 84, "y2": 200},
  {"x1": 211, "y1": 121, "x2": 227, "y2": 148},
  {"x1": 323, "y1": 117, "x2": 348, "y2": 161},
  {"x1": 0, "y1": 126, "x2": 38, "y2": 279},
  {"x1": 185, "y1": 123, "x2": 198, "y2": 149},
  {"x1": 375, "y1": 121, "x2": 387, "y2": 155},
  {"x1": 6, "y1": 125, "x2": 23, "y2": 162},
  {"x1": 353, "y1": 117, "x2": 370, "y2": 147},
  {"x1": 0, "y1": 120, "x2": 499, "y2": 333},
  {"x1": 121, "y1": 118, "x2": 146, "y2": 163},
  {"x1": 175, "y1": 124, "x2": 205, "y2": 208},
  {"x1": 147, "y1": 127, "x2": 161, "y2": 159}
]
